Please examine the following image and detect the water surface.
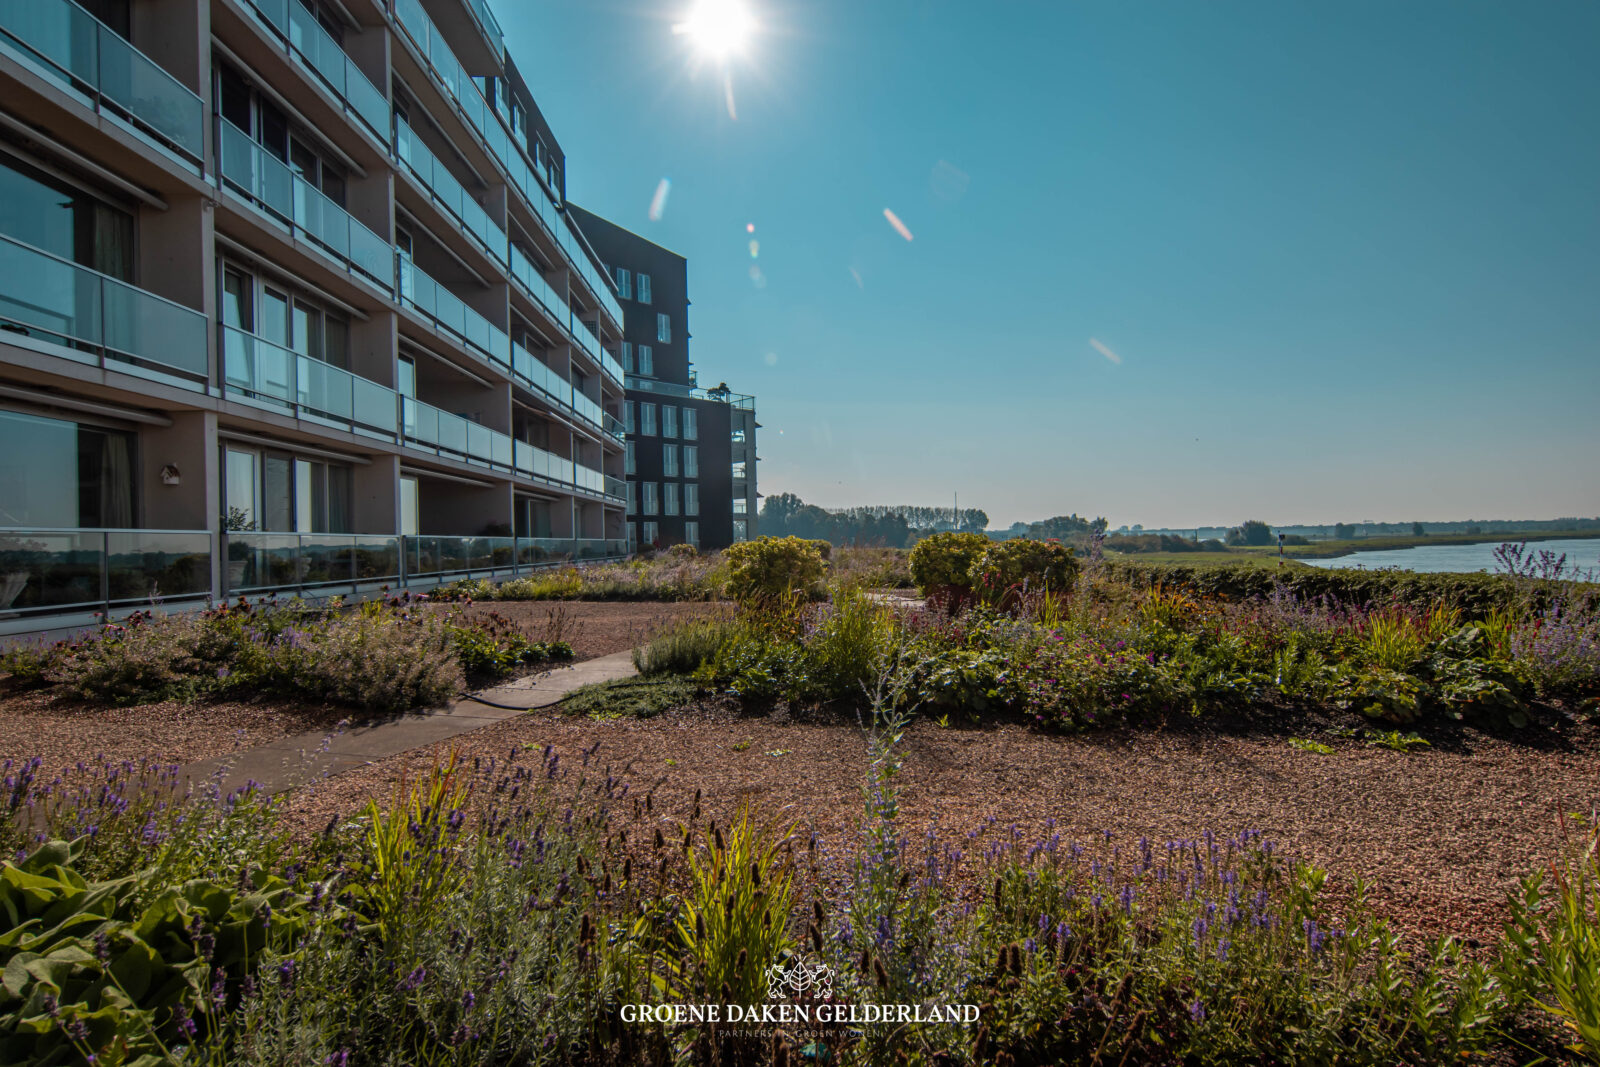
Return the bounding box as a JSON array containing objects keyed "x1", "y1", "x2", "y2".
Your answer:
[{"x1": 1301, "y1": 537, "x2": 1600, "y2": 575}]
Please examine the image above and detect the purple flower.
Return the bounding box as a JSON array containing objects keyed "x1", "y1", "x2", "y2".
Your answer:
[{"x1": 1188, "y1": 999, "x2": 1206, "y2": 1023}]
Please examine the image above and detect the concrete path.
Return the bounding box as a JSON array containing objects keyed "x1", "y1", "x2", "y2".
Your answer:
[{"x1": 187, "y1": 650, "x2": 638, "y2": 798}]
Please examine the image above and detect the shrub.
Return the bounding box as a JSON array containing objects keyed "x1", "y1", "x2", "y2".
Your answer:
[
  {"x1": 972, "y1": 538, "x2": 1080, "y2": 608},
  {"x1": 563, "y1": 675, "x2": 701, "y2": 719},
  {"x1": 722, "y1": 536, "x2": 828, "y2": 604},
  {"x1": 908, "y1": 532, "x2": 991, "y2": 600},
  {"x1": 446, "y1": 612, "x2": 572, "y2": 680},
  {"x1": 666, "y1": 542, "x2": 698, "y2": 559},
  {"x1": 632, "y1": 616, "x2": 731, "y2": 676}
]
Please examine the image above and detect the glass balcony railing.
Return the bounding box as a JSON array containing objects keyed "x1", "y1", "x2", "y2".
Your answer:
[
  {"x1": 406, "y1": 534, "x2": 514, "y2": 577},
  {"x1": 0, "y1": 528, "x2": 212, "y2": 614},
  {"x1": 402, "y1": 395, "x2": 509, "y2": 470},
  {"x1": 396, "y1": 116, "x2": 507, "y2": 267},
  {"x1": 513, "y1": 439, "x2": 573, "y2": 485},
  {"x1": 391, "y1": 0, "x2": 624, "y2": 335},
  {"x1": 603, "y1": 411, "x2": 626, "y2": 440},
  {"x1": 217, "y1": 121, "x2": 392, "y2": 290},
  {"x1": 510, "y1": 341, "x2": 573, "y2": 408},
  {"x1": 570, "y1": 389, "x2": 602, "y2": 429},
  {"x1": 0, "y1": 0, "x2": 204, "y2": 161},
  {"x1": 604, "y1": 475, "x2": 627, "y2": 500},
  {"x1": 222, "y1": 325, "x2": 398, "y2": 436},
  {"x1": 240, "y1": 0, "x2": 389, "y2": 145},
  {"x1": 397, "y1": 254, "x2": 511, "y2": 367},
  {"x1": 223, "y1": 532, "x2": 401, "y2": 593},
  {"x1": 0, "y1": 232, "x2": 208, "y2": 382}
]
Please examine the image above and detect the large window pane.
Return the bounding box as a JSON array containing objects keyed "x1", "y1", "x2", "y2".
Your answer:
[
  {"x1": 0, "y1": 411, "x2": 79, "y2": 527},
  {"x1": 225, "y1": 448, "x2": 258, "y2": 530}
]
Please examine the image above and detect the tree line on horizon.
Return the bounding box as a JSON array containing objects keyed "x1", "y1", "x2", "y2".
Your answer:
[{"x1": 758, "y1": 493, "x2": 988, "y2": 547}]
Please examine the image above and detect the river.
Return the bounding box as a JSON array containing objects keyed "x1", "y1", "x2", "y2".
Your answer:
[{"x1": 1300, "y1": 537, "x2": 1600, "y2": 575}]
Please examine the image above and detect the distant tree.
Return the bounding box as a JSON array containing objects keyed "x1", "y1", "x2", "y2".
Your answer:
[
  {"x1": 1226, "y1": 520, "x2": 1274, "y2": 547},
  {"x1": 1465, "y1": 524, "x2": 1483, "y2": 535},
  {"x1": 1411, "y1": 522, "x2": 1426, "y2": 537},
  {"x1": 760, "y1": 493, "x2": 805, "y2": 533},
  {"x1": 958, "y1": 509, "x2": 989, "y2": 533},
  {"x1": 1334, "y1": 523, "x2": 1357, "y2": 540}
]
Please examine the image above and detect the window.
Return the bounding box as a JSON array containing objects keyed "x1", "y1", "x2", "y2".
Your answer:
[
  {"x1": 683, "y1": 446, "x2": 698, "y2": 477},
  {"x1": 0, "y1": 410, "x2": 133, "y2": 528},
  {"x1": 731, "y1": 427, "x2": 747, "y2": 444},
  {"x1": 223, "y1": 445, "x2": 350, "y2": 533},
  {"x1": 684, "y1": 521, "x2": 699, "y2": 547},
  {"x1": 656, "y1": 313, "x2": 672, "y2": 343},
  {"x1": 640, "y1": 403, "x2": 657, "y2": 436},
  {"x1": 734, "y1": 497, "x2": 748, "y2": 515},
  {"x1": 625, "y1": 480, "x2": 636, "y2": 515},
  {"x1": 733, "y1": 520, "x2": 748, "y2": 543},
  {"x1": 643, "y1": 521, "x2": 659, "y2": 545},
  {"x1": 642, "y1": 482, "x2": 658, "y2": 515},
  {"x1": 400, "y1": 476, "x2": 419, "y2": 536},
  {"x1": 622, "y1": 341, "x2": 633, "y2": 374},
  {"x1": 732, "y1": 460, "x2": 747, "y2": 480},
  {"x1": 663, "y1": 482, "x2": 679, "y2": 516},
  {"x1": 220, "y1": 263, "x2": 349, "y2": 369},
  {"x1": 624, "y1": 440, "x2": 636, "y2": 475},
  {"x1": 662, "y1": 405, "x2": 678, "y2": 438},
  {"x1": 662, "y1": 445, "x2": 678, "y2": 477},
  {"x1": 638, "y1": 345, "x2": 653, "y2": 377},
  {"x1": 637, "y1": 273, "x2": 651, "y2": 304},
  {"x1": 615, "y1": 268, "x2": 631, "y2": 299},
  {"x1": 684, "y1": 483, "x2": 699, "y2": 516},
  {"x1": 682, "y1": 408, "x2": 698, "y2": 440},
  {"x1": 0, "y1": 156, "x2": 134, "y2": 281},
  {"x1": 624, "y1": 402, "x2": 636, "y2": 434}
]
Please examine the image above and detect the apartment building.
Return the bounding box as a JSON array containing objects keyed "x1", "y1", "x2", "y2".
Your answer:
[
  {"x1": 0, "y1": 0, "x2": 632, "y2": 636},
  {"x1": 565, "y1": 207, "x2": 758, "y2": 552}
]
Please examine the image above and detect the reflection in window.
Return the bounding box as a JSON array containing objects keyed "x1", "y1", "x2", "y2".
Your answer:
[{"x1": 0, "y1": 411, "x2": 133, "y2": 528}]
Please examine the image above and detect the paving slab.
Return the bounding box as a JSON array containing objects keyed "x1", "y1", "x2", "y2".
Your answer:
[{"x1": 183, "y1": 650, "x2": 638, "y2": 798}]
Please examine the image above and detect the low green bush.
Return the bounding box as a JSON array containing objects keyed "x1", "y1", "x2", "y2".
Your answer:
[
  {"x1": 561, "y1": 675, "x2": 702, "y2": 719},
  {"x1": 971, "y1": 537, "x2": 1080, "y2": 606},
  {"x1": 446, "y1": 613, "x2": 573, "y2": 680},
  {"x1": 908, "y1": 531, "x2": 991, "y2": 600},
  {"x1": 722, "y1": 536, "x2": 828, "y2": 604}
]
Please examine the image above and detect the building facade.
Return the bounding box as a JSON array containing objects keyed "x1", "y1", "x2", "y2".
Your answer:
[
  {"x1": 0, "y1": 0, "x2": 633, "y2": 636},
  {"x1": 566, "y1": 207, "x2": 757, "y2": 552}
]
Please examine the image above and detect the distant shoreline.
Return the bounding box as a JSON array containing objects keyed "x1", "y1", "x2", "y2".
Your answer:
[{"x1": 1275, "y1": 529, "x2": 1600, "y2": 560}]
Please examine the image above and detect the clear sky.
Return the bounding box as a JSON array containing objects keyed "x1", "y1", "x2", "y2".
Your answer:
[{"x1": 498, "y1": 0, "x2": 1600, "y2": 529}]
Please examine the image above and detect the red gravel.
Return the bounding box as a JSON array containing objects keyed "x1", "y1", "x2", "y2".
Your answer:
[
  {"x1": 432, "y1": 599, "x2": 727, "y2": 663},
  {"x1": 279, "y1": 702, "x2": 1600, "y2": 943}
]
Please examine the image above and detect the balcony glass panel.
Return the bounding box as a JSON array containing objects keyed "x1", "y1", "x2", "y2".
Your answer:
[
  {"x1": 396, "y1": 118, "x2": 507, "y2": 266},
  {"x1": 223, "y1": 325, "x2": 398, "y2": 435},
  {"x1": 0, "y1": 233, "x2": 207, "y2": 380},
  {"x1": 218, "y1": 122, "x2": 391, "y2": 288},
  {"x1": 571, "y1": 390, "x2": 601, "y2": 428},
  {"x1": 0, "y1": 0, "x2": 204, "y2": 158},
  {"x1": 510, "y1": 343, "x2": 573, "y2": 407},
  {"x1": 0, "y1": 529, "x2": 211, "y2": 611},
  {"x1": 259, "y1": 0, "x2": 388, "y2": 145}
]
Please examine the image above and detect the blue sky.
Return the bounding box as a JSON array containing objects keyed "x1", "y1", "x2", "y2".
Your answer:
[{"x1": 501, "y1": 0, "x2": 1600, "y2": 529}]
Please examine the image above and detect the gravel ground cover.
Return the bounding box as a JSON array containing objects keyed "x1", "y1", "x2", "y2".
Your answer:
[
  {"x1": 279, "y1": 700, "x2": 1600, "y2": 945},
  {"x1": 0, "y1": 600, "x2": 722, "y2": 774}
]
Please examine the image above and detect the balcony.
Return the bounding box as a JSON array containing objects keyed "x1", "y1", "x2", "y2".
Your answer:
[
  {"x1": 403, "y1": 395, "x2": 509, "y2": 469},
  {"x1": 0, "y1": 232, "x2": 208, "y2": 384},
  {"x1": 396, "y1": 115, "x2": 507, "y2": 269},
  {"x1": 390, "y1": 0, "x2": 624, "y2": 337},
  {"x1": 626, "y1": 376, "x2": 758, "y2": 411},
  {"x1": 510, "y1": 340, "x2": 573, "y2": 407},
  {"x1": 0, "y1": 528, "x2": 211, "y2": 618},
  {"x1": 239, "y1": 0, "x2": 389, "y2": 146},
  {"x1": 223, "y1": 531, "x2": 400, "y2": 593},
  {"x1": 397, "y1": 254, "x2": 511, "y2": 367},
  {"x1": 0, "y1": 0, "x2": 204, "y2": 162},
  {"x1": 603, "y1": 411, "x2": 625, "y2": 441},
  {"x1": 512, "y1": 439, "x2": 572, "y2": 485},
  {"x1": 217, "y1": 120, "x2": 392, "y2": 292},
  {"x1": 223, "y1": 325, "x2": 398, "y2": 437}
]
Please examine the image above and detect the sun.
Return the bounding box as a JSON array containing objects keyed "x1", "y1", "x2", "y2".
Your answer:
[{"x1": 676, "y1": 0, "x2": 756, "y2": 60}]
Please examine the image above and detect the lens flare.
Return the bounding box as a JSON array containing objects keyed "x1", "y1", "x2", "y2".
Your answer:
[
  {"x1": 883, "y1": 208, "x2": 914, "y2": 242},
  {"x1": 648, "y1": 178, "x2": 671, "y2": 221}
]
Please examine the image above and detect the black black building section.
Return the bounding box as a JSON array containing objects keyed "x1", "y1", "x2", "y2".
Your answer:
[{"x1": 567, "y1": 206, "x2": 759, "y2": 551}]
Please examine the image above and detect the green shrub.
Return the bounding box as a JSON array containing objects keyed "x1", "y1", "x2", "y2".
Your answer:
[
  {"x1": 972, "y1": 538, "x2": 1080, "y2": 607},
  {"x1": 908, "y1": 532, "x2": 991, "y2": 600},
  {"x1": 722, "y1": 536, "x2": 828, "y2": 604},
  {"x1": 802, "y1": 585, "x2": 895, "y2": 700},
  {"x1": 561, "y1": 675, "x2": 701, "y2": 718},
  {"x1": 632, "y1": 616, "x2": 731, "y2": 676},
  {"x1": 446, "y1": 613, "x2": 572, "y2": 680}
]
